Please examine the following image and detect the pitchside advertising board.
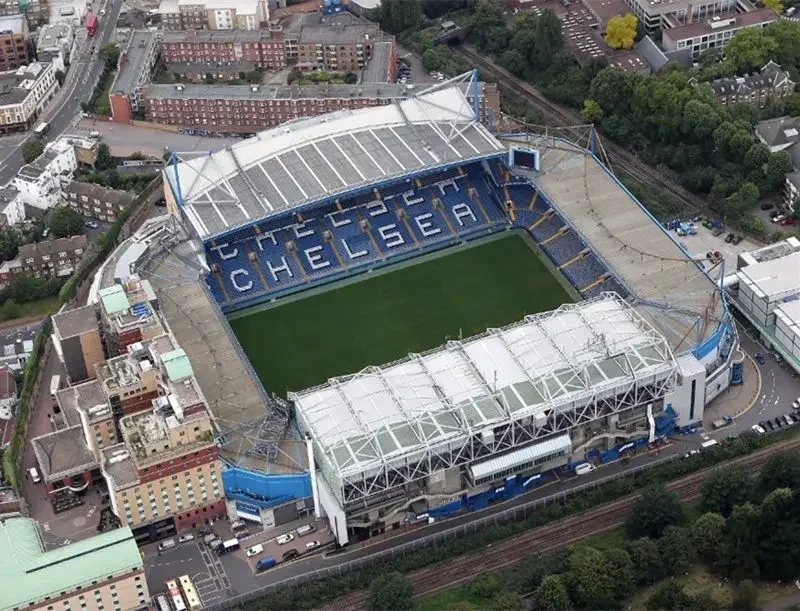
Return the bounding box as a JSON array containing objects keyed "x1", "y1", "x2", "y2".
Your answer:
[{"x1": 210, "y1": 177, "x2": 485, "y2": 293}]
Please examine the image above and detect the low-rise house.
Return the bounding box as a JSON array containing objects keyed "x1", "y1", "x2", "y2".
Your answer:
[
  {"x1": 16, "y1": 234, "x2": 88, "y2": 278},
  {"x1": 63, "y1": 181, "x2": 134, "y2": 222},
  {"x1": 755, "y1": 116, "x2": 800, "y2": 210},
  {"x1": 709, "y1": 61, "x2": 795, "y2": 107}
]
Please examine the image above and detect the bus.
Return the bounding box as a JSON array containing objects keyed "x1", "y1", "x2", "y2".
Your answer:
[
  {"x1": 154, "y1": 594, "x2": 171, "y2": 611},
  {"x1": 86, "y1": 13, "x2": 98, "y2": 35},
  {"x1": 165, "y1": 579, "x2": 187, "y2": 611},
  {"x1": 179, "y1": 575, "x2": 202, "y2": 610},
  {"x1": 33, "y1": 122, "x2": 50, "y2": 138}
]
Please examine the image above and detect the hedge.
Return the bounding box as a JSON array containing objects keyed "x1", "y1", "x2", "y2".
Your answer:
[{"x1": 239, "y1": 431, "x2": 798, "y2": 610}]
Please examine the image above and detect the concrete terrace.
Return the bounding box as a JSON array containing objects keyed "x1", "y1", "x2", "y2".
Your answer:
[{"x1": 514, "y1": 136, "x2": 724, "y2": 353}]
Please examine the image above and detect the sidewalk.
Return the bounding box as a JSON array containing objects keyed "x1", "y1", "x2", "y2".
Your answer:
[{"x1": 703, "y1": 355, "x2": 760, "y2": 429}]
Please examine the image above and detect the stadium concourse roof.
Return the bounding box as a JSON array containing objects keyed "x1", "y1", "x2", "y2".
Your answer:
[
  {"x1": 165, "y1": 84, "x2": 505, "y2": 240},
  {"x1": 293, "y1": 294, "x2": 677, "y2": 484}
]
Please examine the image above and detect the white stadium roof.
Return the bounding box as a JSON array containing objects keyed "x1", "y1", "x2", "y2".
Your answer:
[
  {"x1": 165, "y1": 84, "x2": 505, "y2": 240},
  {"x1": 293, "y1": 294, "x2": 677, "y2": 488}
]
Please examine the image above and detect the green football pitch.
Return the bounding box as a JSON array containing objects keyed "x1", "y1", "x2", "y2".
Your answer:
[{"x1": 228, "y1": 232, "x2": 575, "y2": 396}]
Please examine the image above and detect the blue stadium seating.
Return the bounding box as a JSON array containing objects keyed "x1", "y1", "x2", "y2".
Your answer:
[
  {"x1": 204, "y1": 161, "x2": 629, "y2": 310},
  {"x1": 541, "y1": 231, "x2": 585, "y2": 266}
]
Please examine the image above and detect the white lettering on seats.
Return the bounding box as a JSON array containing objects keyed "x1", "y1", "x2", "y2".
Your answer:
[
  {"x1": 255, "y1": 231, "x2": 277, "y2": 251},
  {"x1": 452, "y1": 203, "x2": 478, "y2": 227},
  {"x1": 210, "y1": 243, "x2": 238, "y2": 260},
  {"x1": 403, "y1": 191, "x2": 424, "y2": 206},
  {"x1": 435, "y1": 178, "x2": 460, "y2": 195},
  {"x1": 267, "y1": 256, "x2": 294, "y2": 281},
  {"x1": 341, "y1": 238, "x2": 367, "y2": 259},
  {"x1": 292, "y1": 221, "x2": 315, "y2": 238},
  {"x1": 378, "y1": 224, "x2": 405, "y2": 248},
  {"x1": 366, "y1": 200, "x2": 387, "y2": 217},
  {"x1": 305, "y1": 246, "x2": 330, "y2": 270},
  {"x1": 414, "y1": 213, "x2": 441, "y2": 237},
  {"x1": 230, "y1": 269, "x2": 253, "y2": 292},
  {"x1": 326, "y1": 210, "x2": 351, "y2": 228}
]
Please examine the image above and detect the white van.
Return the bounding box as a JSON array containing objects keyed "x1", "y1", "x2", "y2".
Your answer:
[
  {"x1": 89, "y1": 131, "x2": 101, "y2": 139},
  {"x1": 28, "y1": 467, "x2": 41, "y2": 483},
  {"x1": 157, "y1": 538, "x2": 176, "y2": 552},
  {"x1": 574, "y1": 463, "x2": 596, "y2": 476},
  {"x1": 296, "y1": 523, "x2": 316, "y2": 536}
]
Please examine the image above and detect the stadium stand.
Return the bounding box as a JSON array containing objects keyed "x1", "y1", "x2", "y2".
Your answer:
[
  {"x1": 562, "y1": 254, "x2": 608, "y2": 291},
  {"x1": 541, "y1": 230, "x2": 586, "y2": 267}
]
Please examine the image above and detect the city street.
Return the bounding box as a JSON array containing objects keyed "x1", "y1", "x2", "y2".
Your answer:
[{"x1": 0, "y1": 0, "x2": 125, "y2": 185}]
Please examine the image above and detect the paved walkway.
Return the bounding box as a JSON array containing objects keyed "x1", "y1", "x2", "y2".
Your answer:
[{"x1": 704, "y1": 354, "x2": 760, "y2": 428}]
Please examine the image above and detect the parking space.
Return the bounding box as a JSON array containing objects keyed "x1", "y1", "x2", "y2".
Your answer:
[{"x1": 669, "y1": 221, "x2": 759, "y2": 278}]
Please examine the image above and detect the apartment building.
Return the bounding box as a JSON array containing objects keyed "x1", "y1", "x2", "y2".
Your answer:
[
  {"x1": 708, "y1": 61, "x2": 795, "y2": 107},
  {"x1": 52, "y1": 302, "x2": 104, "y2": 383},
  {"x1": 159, "y1": 0, "x2": 268, "y2": 31},
  {"x1": 12, "y1": 138, "x2": 77, "y2": 208},
  {"x1": 109, "y1": 30, "x2": 162, "y2": 124},
  {"x1": 161, "y1": 27, "x2": 286, "y2": 70},
  {"x1": 98, "y1": 277, "x2": 163, "y2": 356},
  {"x1": 63, "y1": 180, "x2": 134, "y2": 222},
  {"x1": 36, "y1": 22, "x2": 74, "y2": 70},
  {"x1": 0, "y1": 61, "x2": 59, "y2": 134},
  {"x1": 0, "y1": 0, "x2": 49, "y2": 22},
  {"x1": 100, "y1": 342, "x2": 225, "y2": 542},
  {"x1": 0, "y1": 519, "x2": 149, "y2": 611},
  {"x1": 145, "y1": 81, "x2": 501, "y2": 133},
  {"x1": 622, "y1": 0, "x2": 738, "y2": 32},
  {"x1": 661, "y1": 8, "x2": 778, "y2": 58},
  {"x1": 0, "y1": 14, "x2": 31, "y2": 72},
  {"x1": 16, "y1": 234, "x2": 87, "y2": 278},
  {"x1": 0, "y1": 183, "x2": 24, "y2": 227},
  {"x1": 287, "y1": 15, "x2": 384, "y2": 73}
]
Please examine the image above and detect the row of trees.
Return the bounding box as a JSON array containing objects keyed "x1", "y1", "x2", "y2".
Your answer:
[{"x1": 367, "y1": 450, "x2": 800, "y2": 611}]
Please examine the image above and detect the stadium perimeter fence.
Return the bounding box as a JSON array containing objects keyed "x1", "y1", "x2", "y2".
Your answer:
[{"x1": 205, "y1": 453, "x2": 681, "y2": 610}]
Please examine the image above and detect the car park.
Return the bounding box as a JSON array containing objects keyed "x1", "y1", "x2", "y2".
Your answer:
[
  {"x1": 305, "y1": 540, "x2": 321, "y2": 551},
  {"x1": 276, "y1": 533, "x2": 295, "y2": 545},
  {"x1": 178, "y1": 534, "x2": 194, "y2": 543},
  {"x1": 282, "y1": 548, "x2": 300, "y2": 561},
  {"x1": 752, "y1": 424, "x2": 766, "y2": 435}
]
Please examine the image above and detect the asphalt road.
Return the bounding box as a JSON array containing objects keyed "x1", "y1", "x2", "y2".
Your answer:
[{"x1": 0, "y1": 0, "x2": 123, "y2": 185}]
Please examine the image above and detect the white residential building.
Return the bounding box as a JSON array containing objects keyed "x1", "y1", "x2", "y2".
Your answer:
[
  {"x1": 0, "y1": 62, "x2": 59, "y2": 134},
  {"x1": 0, "y1": 184, "x2": 24, "y2": 226},
  {"x1": 12, "y1": 140, "x2": 78, "y2": 209}
]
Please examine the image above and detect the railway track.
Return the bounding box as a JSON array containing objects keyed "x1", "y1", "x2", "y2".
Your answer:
[
  {"x1": 318, "y1": 438, "x2": 800, "y2": 611},
  {"x1": 453, "y1": 45, "x2": 705, "y2": 214}
]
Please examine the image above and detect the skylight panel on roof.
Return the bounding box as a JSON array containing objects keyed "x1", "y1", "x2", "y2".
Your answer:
[{"x1": 785, "y1": 128, "x2": 799, "y2": 138}]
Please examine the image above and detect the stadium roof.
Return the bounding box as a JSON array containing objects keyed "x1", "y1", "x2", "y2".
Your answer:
[
  {"x1": 165, "y1": 84, "x2": 504, "y2": 240},
  {"x1": 293, "y1": 294, "x2": 676, "y2": 484},
  {"x1": 0, "y1": 519, "x2": 142, "y2": 611}
]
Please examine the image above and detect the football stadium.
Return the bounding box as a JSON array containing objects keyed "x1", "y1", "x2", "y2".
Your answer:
[{"x1": 105, "y1": 72, "x2": 736, "y2": 543}]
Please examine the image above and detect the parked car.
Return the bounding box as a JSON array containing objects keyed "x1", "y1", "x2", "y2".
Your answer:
[
  {"x1": 732, "y1": 234, "x2": 744, "y2": 245},
  {"x1": 792, "y1": 397, "x2": 800, "y2": 410},
  {"x1": 296, "y1": 524, "x2": 316, "y2": 536},
  {"x1": 772, "y1": 214, "x2": 786, "y2": 223},
  {"x1": 775, "y1": 417, "x2": 784, "y2": 428},
  {"x1": 574, "y1": 463, "x2": 596, "y2": 475},
  {"x1": 256, "y1": 556, "x2": 277, "y2": 571},
  {"x1": 683, "y1": 449, "x2": 700, "y2": 459},
  {"x1": 751, "y1": 424, "x2": 766, "y2": 435},
  {"x1": 246, "y1": 544, "x2": 264, "y2": 557},
  {"x1": 781, "y1": 218, "x2": 796, "y2": 226},
  {"x1": 202, "y1": 534, "x2": 218, "y2": 545},
  {"x1": 282, "y1": 548, "x2": 300, "y2": 561},
  {"x1": 305, "y1": 540, "x2": 321, "y2": 551},
  {"x1": 158, "y1": 539, "x2": 176, "y2": 552},
  {"x1": 725, "y1": 233, "x2": 735, "y2": 243},
  {"x1": 764, "y1": 419, "x2": 775, "y2": 431},
  {"x1": 178, "y1": 534, "x2": 194, "y2": 543},
  {"x1": 84, "y1": 220, "x2": 99, "y2": 229},
  {"x1": 276, "y1": 533, "x2": 295, "y2": 545},
  {"x1": 760, "y1": 203, "x2": 774, "y2": 210},
  {"x1": 785, "y1": 414, "x2": 795, "y2": 426}
]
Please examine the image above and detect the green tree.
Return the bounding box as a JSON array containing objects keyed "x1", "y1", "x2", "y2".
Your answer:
[
  {"x1": 691, "y1": 512, "x2": 726, "y2": 562},
  {"x1": 760, "y1": 452, "x2": 800, "y2": 492},
  {"x1": 422, "y1": 48, "x2": 443, "y2": 72},
  {"x1": 589, "y1": 67, "x2": 640, "y2": 117},
  {"x1": 581, "y1": 99, "x2": 604, "y2": 122},
  {"x1": 731, "y1": 579, "x2": 759, "y2": 611},
  {"x1": 366, "y1": 572, "x2": 413, "y2": 611},
  {"x1": 379, "y1": 0, "x2": 421, "y2": 34},
  {"x1": 0, "y1": 227, "x2": 22, "y2": 262},
  {"x1": 766, "y1": 150, "x2": 793, "y2": 190},
  {"x1": 534, "y1": 575, "x2": 571, "y2": 611},
  {"x1": 627, "y1": 537, "x2": 665, "y2": 585},
  {"x1": 724, "y1": 27, "x2": 779, "y2": 71},
  {"x1": 604, "y1": 13, "x2": 638, "y2": 49},
  {"x1": 563, "y1": 547, "x2": 616, "y2": 610},
  {"x1": 626, "y1": 486, "x2": 685, "y2": 539},
  {"x1": 744, "y1": 142, "x2": 770, "y2": 169},
  {"x1": 693, "y1": 590, "x2": 723, "y2": 611},
  {"x1": 491, "y1": 590, "x2": 525, "y2": 611},
  {"x1": 344, "y1": 72, "x2": 358, "y2": 84},
  {"x1": 96, "y1": 142, "x2": 114, "y2": 171},
  {"x1": 702, "y1": 466, "x2": 754, "y2": 517},
  {"x1": 21, "y1": 139, "x2": 44, "y2": 164},
  {"x1": 763, "y1": 0, "x2": 784, "y2": 13},
  {"x1": 245, "y1": 70, "x2": 262, "y2": 84},
  {"x1": 472, "y1": 0, "x2": 506, "y2": 51},
  {"x1": 468, "y1": 573, "x2": 502, "y2": 599},
  {"x1": 647, "y1": 582, "x2": 694, "y2": 611},
  {"x1": 681, "y1": 99, "x2": 723, "y2": 141},
  {"x1": 718, "y1": 502, "x2": 762, "y2": 580},
  {"x1": 605, "y1": 547, "x2": 635, "y2": 600},
  {"x1": 0, "y1": 299, "x2": 21, "y2": 322},
  {"x1": 756, "y1": 488, "x2": 800, "y2": 581},
  {"x1": 658, "y1": 525, "x2": 697, "y2": 575},
  {"x1": 54, "y1": 69, "x2": 65, "y2": 86},
  {"x1": 48, "y1": 207, "x2": 84, "y2": 238},
  {"x1": 764, "y1": 21, "x2": 800, "y2": 67},
  {"x1": 101, "y1": 43, "x2": 120, "y2": 69}
]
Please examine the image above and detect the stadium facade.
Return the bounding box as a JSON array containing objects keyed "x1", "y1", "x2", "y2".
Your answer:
[{"x1": 99, "y1": 72, "x2": 737, "y2": 543}]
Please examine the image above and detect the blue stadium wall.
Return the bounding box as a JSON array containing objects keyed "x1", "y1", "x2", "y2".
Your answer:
[{"x1": 222, "y1": 467, "x2": 312, "y2": 510}]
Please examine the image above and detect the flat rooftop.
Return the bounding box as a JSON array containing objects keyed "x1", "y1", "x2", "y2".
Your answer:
[
  {"x1": 101, "y1": 444, "x2": 139, "y2": 490},
  {"x1": 663, "y1": 8, "x2": 777, "y2": 41},
  {"x1": 57, "y1": 379, "x2": 109, "y2": 425},
  {"x1": 53, "y1": 304, "x2": 98, "y2": 339},
  {"x1": 31, "y1": 426, "x2": 98, "y2": 481},
  {"x1": 148, "y1": 82, "x2": 416, "y2": 102},
  {"x1": 0, "y1": 519, "x2": 142, "y2": 611},
  {"x1": 293, "y1": 295, "x2": 676, "y2": 483},
  {"x1": 738, "y1": 251, "x2": 800, "y2": 301},
  {"x1": 113, "y1": 30, "x2": 158, "y2": 96},
  {"x1": 519, "y1": 136, "x2": 724, "y2": 353},
  {"x1": 0, "y1": 13, "x2": 24, "y2": 33}
]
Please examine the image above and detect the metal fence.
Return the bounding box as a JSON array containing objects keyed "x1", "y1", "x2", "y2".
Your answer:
[{"x1": 205, "y1": 453, "x2": 681, "y2": 610}]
